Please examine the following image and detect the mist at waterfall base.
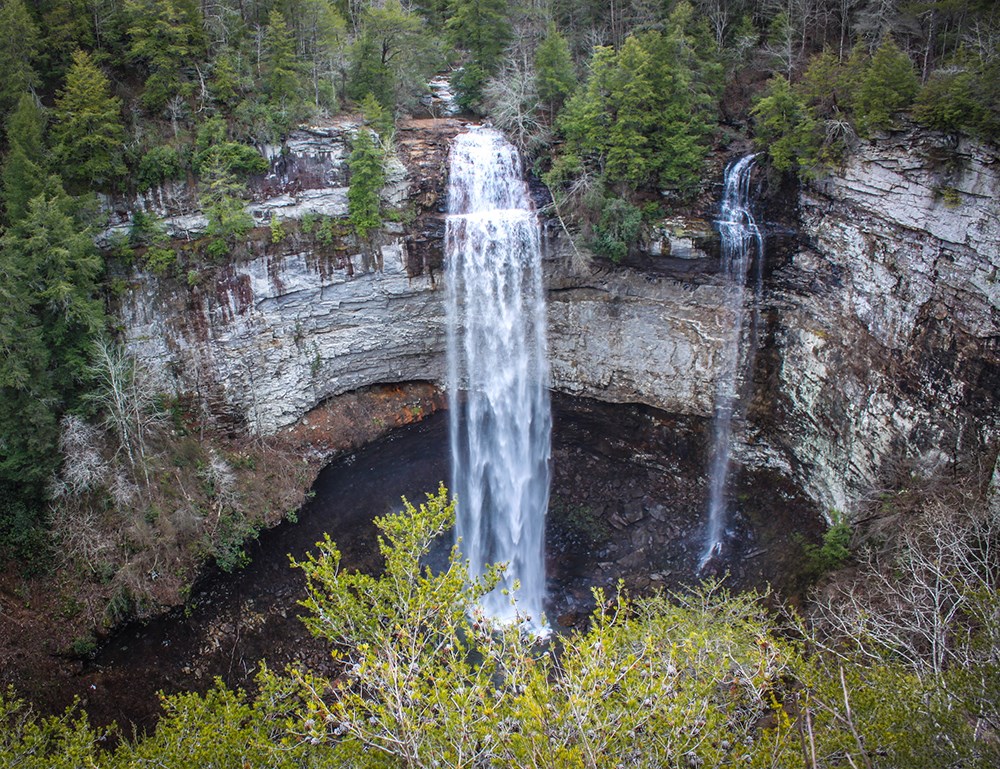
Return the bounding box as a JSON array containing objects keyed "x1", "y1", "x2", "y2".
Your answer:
[
  {"x1": 700, "y1": 154, "x2": 764, "y2": 572},
  {"x1": 445, "y1": 128, "x2": 551, "y2": 630}
]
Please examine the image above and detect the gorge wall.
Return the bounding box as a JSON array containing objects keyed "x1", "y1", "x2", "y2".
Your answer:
[
  {"x1": 767, "y1": 130, "x2": 999, "y2": 512},
  {"x1": 116, "y1": 121, "x2": 1000, "y2": 519}
]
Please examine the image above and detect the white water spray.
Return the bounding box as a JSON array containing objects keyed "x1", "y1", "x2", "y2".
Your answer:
[
  {"x1": 700, "y1": 154, "x2": 764, "y2": 571},
  {"x1": 445, "y1": 128, "x2": 551, "y2": 629}
]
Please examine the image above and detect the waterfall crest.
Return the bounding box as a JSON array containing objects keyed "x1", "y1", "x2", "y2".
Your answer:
[
  {"x1": 700, "y1": 154, "x2": 764, "y2": 571},
  {"x1": 445, "y1": 128, "x2": 551, "y2": 629}
]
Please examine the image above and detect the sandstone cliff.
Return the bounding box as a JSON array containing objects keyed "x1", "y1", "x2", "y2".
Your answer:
[{"x1": 115, "y1": 122, "x2": 999, "y2": 518}]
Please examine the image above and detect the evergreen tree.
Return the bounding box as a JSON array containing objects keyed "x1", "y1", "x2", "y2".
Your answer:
[
  {"x1": 798, "y1": 47, "x2": 850, "y2": 120},
  {"x1": 126, "y1": 0, "x2": 206, "y2": 112},
  {"x1": 36, "y1": 0, "x2": 96, "y2": 92},
  {"x1": 347, "y1": 126, "x2": 384, "y2": 245},
  {"x1": 751, "y1": 75, "x2": 818, "y2": 173},
  {"x1": 51, "y1": 50, "x2": 126, "y2": 190},
  {"x1": 2, "y1": 94, "x2": 48, "y2": 224},
  {"x1": 0, "y1": 186, "x2": 104, "y2": 547},
  {"x1": 347, "y1": 30, "x2": 394, "y2": 109},
  {"x1": 557, "y1": 27, "x2": 716, "y2": 194},
  {"x1": 0, "y1": 0, "x2": 39, "y2": 117},
  {"x1": 535, "y1": 21, "x2": 576, "y2": 117},
  {"x1": 199, "y1": 152, "x2": 255, "y2": 260},
  {"x1": 299, "y1": 0, "x2": 347, "y2": 110},
  {"x1": 347, "y1": 1, "x2": 436, "y2": 113},
  {"x1": 855, "y1": 36, "x2": 919, "y2": 136},
  {"x1": 446, "y1": 0, "x2": 511, "y2": 109},
  {"x1": 262, "y1": 9, "x2": 303, "y2": 121},
  {"x1": 446, "y1": 0, "x2": 510, "y2": 71},
  {"x1": 603, "y1": 35, "x2": 658, "y2": 186},
  {"x1": 209, "y1": 50, "x2": 243, "y2": 111}
]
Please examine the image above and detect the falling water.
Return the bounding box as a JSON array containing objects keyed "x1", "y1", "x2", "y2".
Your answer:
[
  {"x1": 700, "y1": 154, "x2": 764, "y2": 571},
  {"x1": 445, "y1": 128, "x2": 551, "y2": 629}
]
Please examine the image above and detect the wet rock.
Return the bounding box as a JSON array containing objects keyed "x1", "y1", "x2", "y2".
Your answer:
[{"x1": 623, "y1": 503, "x2": 645, "y2": 524}]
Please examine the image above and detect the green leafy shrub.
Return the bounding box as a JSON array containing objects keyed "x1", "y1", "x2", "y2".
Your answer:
[
  {"x1": 803, "y1": 510, "x2": 852, "y2": 575},
  {"x1": 137, "y1": 145, "x2": 184, "y2": 191}
]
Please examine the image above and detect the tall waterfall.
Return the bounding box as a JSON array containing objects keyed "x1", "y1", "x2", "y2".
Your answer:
[
  {"x1": 700, "y1": 154, "x2": 764, "y2": 571},
  {"x1": 445, "y1": 128, "x2": 551, "y2": 628}
]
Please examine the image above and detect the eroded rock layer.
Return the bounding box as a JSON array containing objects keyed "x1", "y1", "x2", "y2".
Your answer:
[{"x1": 117, "y1": 122, "x2": 999, "y2": 517}]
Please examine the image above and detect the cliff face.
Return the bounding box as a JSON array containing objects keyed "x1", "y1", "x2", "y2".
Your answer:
[
  {"x1": 118, "y1": 118, "x2": 460, "y2": 434},
  {"x1": 768, "y1": 131, "x2": 999, "y2": 512},
  {"x1": 117, "y1": 122, "x2": 1000, "y2": 517},
  {"x1": 543, "y1": 234, "x2": 728, "y2": 418}
]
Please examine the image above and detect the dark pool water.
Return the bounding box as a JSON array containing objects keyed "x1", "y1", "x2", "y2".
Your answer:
[{"x1": 65, "y1": 395, "x2": 822, "y2": 733}]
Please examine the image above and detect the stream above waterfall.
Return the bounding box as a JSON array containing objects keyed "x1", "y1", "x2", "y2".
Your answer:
[{"x1": 45, "y1": 395, "x2": 822, "y2": 734}]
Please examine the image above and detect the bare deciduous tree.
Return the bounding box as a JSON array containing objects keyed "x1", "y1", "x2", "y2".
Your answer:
[
  {"x1": 813, "y1": 480, "x2": 999, "y2": 678},
  {"x1": 85, "y1": 337, "x2": 165, "y2": 485},
  {"x1": 483, "y1": 59, "x2": 551, "y2": 156}
]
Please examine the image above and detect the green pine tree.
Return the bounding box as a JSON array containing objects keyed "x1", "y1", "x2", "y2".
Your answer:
[
  {"x1": 557, "y1": 27, "x2": 715, "y2": 194},
  {"x1": 751, "y1": 75, "x2": 818, "y2": 173},
  {"x1": 0, "y1": 0, "x2": 39, "y2": 117},
  {"x1": 535, "y1": 21, "x2": 576, "y2": 117},
  {"x1": 446, "y1": 0, "x2": 510, "y2": 72},
  {"x1": 0, "y1": 185, "x2": 104, "y2": 548},
  {"x1": 126, "y1": 0, "x2": 207, "y2": 112},
  {"x1": 446, "y1": 0, "x2": 511, "y2": 109},
  {"x1": 199, "y1": 152, "x2": 254, "y2": 260},
  {"x1": 855, "y1": 36, "x2": 919, "y2": 136},
  {"x1": 209, "y1": 50, "x2": 243, "y2": 111},
  {"x1": 346, "y1": 30, "x2": 394, "y2": 110},
  {"x1": 51, "y1": 50, "x2": 126, "y2": 189},
  {"x1": 347, "y1": 126, "x2": 385, "y2": 270},
  {"x1": 603, "y1": 35, "x2": 658, "y2": 186},
  {"x1": 262, "y1": 9, "x2": 303, "y2": 122},
  {"x1": 2, "y1": 94, "x2": 48, "y2": 223}
]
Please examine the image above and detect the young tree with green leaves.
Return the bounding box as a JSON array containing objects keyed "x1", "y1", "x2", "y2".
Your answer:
[{"x1": 51, "y1": 50, "x2": 126, "y2": 190}]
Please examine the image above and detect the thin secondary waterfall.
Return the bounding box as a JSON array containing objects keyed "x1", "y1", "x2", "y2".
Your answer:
[
  {"x1": 445, "y1": 128, "x2": 551, "y2": 629},
  {"x1": 700, "y1": 154, "x2": 764, "y2": 571}
]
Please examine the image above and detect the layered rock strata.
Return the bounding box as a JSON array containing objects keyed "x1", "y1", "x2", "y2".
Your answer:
[
  {"x1": 116, "y1": 121, "x2": 999, "y2": 518},
  {"x1": 767, "y1": 130, "x2": 999, "y2": 513},
  {"x1": 119, "y1": 118, "x2": 465, "y2": 433}
]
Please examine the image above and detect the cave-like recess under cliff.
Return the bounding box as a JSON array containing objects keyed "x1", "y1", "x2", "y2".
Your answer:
[{"x1": 115, "y1": 117, "x2": 1000, "y2": 524}]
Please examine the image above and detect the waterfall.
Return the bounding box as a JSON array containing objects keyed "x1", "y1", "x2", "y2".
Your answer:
[
  {"x1": 700, "y1": 154, "x2": 764, "y2": 571},
  {"x1": 445, "y1": 128, "x2": 551, "y2": 629}
]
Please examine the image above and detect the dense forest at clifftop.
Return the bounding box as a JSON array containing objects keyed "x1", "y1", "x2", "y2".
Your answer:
[
  {"x1": 0, "y1": 0, "x2": 998, "y2": 765},
  {"x1": 1, "y1": 0, "x2": 998, "y2": 562}
]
